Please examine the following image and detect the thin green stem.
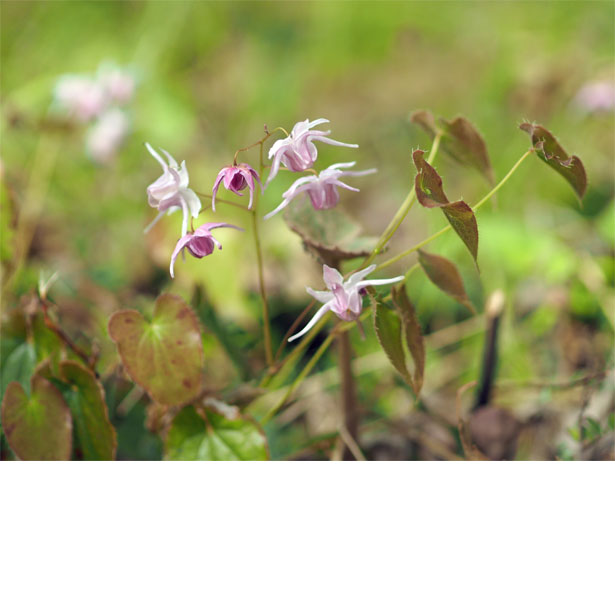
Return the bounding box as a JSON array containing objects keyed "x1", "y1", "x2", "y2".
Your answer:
[
  {"x1": 375, "y1": 149, "x2": 534, "y2": 272},
  {"x1": 260, "y1": 331, "x2": 336, "y2": 425},
  {"x1": 251, "y1": 210, "x2": 273, "y2": 367},
  {"x1": 361, "y1": 132, "x2": 442, "y2": 268}
]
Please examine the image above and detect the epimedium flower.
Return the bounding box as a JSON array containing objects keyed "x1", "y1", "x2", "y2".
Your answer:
[
  {"x1": 266, "y1": 118, "x2": 358, "y2": 187},
  {"x1": 53, "y1": 74, "x2": 107, "y2": 123},
  {"x1": 145, "y1": 143, "x2": 202, "y2": 237},
  {"x1": 169, "y1": 222, "x2": 244, "y2": 278},
  {"x1": 288, "y1": 265, "x2": 404, "y2": 342},
  {"x1": 263, "y1": 162, "x2": 376, "y2": 220},
  {"x1": 86, "y1": 108, "x2": 130, "y2": 164},
  {"x1": 211, "y1": 163, "x2": 262, "y2": 211}
]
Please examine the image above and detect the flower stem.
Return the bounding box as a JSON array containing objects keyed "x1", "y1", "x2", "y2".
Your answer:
[
  {"x1": 338, "y1": 330, "x2": 359, "y2": 460},
  {"x1": 374, "y1": 149, "x2": 534, "y2": 272},
  {"x1": 251, "y1": 209, "x2": 273, "y2": 367},
  {"x1": 361, "y1": 131, "x2": 442, "y2": 268}
]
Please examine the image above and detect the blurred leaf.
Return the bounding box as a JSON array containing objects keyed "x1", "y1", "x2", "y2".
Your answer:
[
  {"x1": 1, "y1": 375, "x2": 72, "y2": 460},
  {"x1": 413, "y1": 150, "x2": 479, "y2": 263},
  {"x1": 410, "y1": 111, "x2": 494, "y2": 183},
  {"x1": 108, "y1": 294, "x2": 204, "y2": 407},
  {"x1": 439, "y1": 116, "x2": 494, "y2": 185},
  {"x1": 165, "y1": 405, "x2": 268, "y2": 461},
  {"x1": 519, "y1": 122, "x2": 587, "y2": 201},
  {"x1": 58, "y1": 361, "x2": 117, "y2": 461},
  {"x1": 418, "y1": 249, "x2": 475, "y2": 313},
  {"x1": 372, "y1": 298, "x2": 411, "y2": 385},
  {"x1": 583, "y1": 417, "x2": 602, "y2": 441},
  {"x1": 0, "y1": 342, "x2": 36, "y2": 406},
  {"x1": 567, "y1": 427, "x2": 580, "y2": 442},
  {"x1": 284, "y1": 196, "x2": 378, "y2": 262},
  {"x1": 391, "y1": 285, "x2": 425, "y2": 394},
  {"x1": 608, "y1": 413, "x2": 614, "y2": 432}
]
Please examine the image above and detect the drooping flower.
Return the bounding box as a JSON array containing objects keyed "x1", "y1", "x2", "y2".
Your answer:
[
  {"x1": 86, "y1": 108, "x2": 130, "y2": 164},
  {"x1": 288, "y1": 265, "x2": 404, "y2": 342},
  {"x1": 266, "y1": 118, "x2": 358, "y2": 186},
  {"x1": 169, "y1": 222, "x2": 244, "y2": 278},
  {"x1": 264, "y1": 162, "x2": 376, "y2": 220},
  {"x1": 145, "y1": 143, "x2": 202, "y2": 237},
  {"x1": 211, "y1": 163, "x2": 262, "y2": 211},
  {"x1": 53, "y1": 74, "x2": 107, "y2": 123}
]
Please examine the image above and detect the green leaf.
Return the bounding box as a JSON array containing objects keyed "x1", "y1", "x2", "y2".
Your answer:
[
  {"x1": 413, "y1": 150, "x2": 479, "y2": 264},
  {"x1": 58, "y1": 361, "x2": 117, "y2": 461},
  {"x1": 0, "y1": 342, "x2": 36, "y2": 406},
  {"x1": 165, "y1": 405, "x2": 268, "y2": 461},
  {"x1": 583, "y1": 418, "x2": 602, "y2": 442},
  {"x1": 519, "y1": 122, "x2": 587, "y2": 201},
  {"x1": 284, "y1": 196, "x2": 378, "y2": 262},
  {"x1": 418, "y1": 250, "x2": 475, "y2": 313},
  {"x1": 108, "y1": 294, "x2": 204, "y2": 407},
  {"x1": 391, "y1": 285, "x2": 425, "y2": 394},
  {"x1": 1, "y1": 374, "x2": 72, "y2": 460},
  {"x1": 372, "y1": 298, "x2": 411, "y2": 385},
  {"x1": 410, "y1": 111, "x2": 494, "y2": 184}
]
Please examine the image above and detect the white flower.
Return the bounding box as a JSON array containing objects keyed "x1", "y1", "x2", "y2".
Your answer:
[
  {"x1": 54, "y1": 74, "x2": 107, "y2": 122},
  {"x1": 266, "y1": 118, "x2": 358, "y2": 186},
  {"x1": 86, "y1": 108, "x2": 130, "y2": 164},
  {"x1": 288, "y1": 265, "x2": 404, "y2": 342},
  {"x1": 264, "y1": 162, "x2": 376, "y2": 220},
  {"x1": 145, "y1": 143, "x2": 202, "y2": 237}
]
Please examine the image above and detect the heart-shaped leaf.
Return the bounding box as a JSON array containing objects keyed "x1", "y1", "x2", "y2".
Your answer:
[
  {"x1": 284, "y1": 196, "x2": 378, "y2": 262},
  {"x1": 411, "y1": 111, "x2": 494, "y2": 184},
  {"x1": 413, "y1": 150, "x2": 479, "y2": 264},
  {"x1": 108, "y1": 294, "x2": 204, "y2": 407},
  {"x1": 418, "y1": 250, "x2": 475, "y2": 313},
  {"x1": 1, "y1": 374, "x2": 72, "y2": 460},
  {"x1": 391, "y1": 285, "x2": 425, "y2": 395},
  {"x1": 58, "y1": 361, "x2": 117, "y2": 461},
  {"x1": 372, "y1": 298, "x2": 412, "y2": 385},
  {"x1": 165, "y1": 405, "x2": 268, "y2": 461},
  {"x1": 519, "y1": 122, "x2": 587, "y2": 201}
]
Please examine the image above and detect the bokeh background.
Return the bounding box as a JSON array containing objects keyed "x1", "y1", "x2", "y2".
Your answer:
[{"x1": 1, "y1": 1, "x2": 613, "y2": 460}]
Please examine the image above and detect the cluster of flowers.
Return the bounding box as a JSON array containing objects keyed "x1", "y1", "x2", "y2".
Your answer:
[
  {"x1": 145, "y1": 118, "x2": 402, "y2": 340},
  {"x1": 54, "y1": 63, "x2": 136, "y2": 163}
]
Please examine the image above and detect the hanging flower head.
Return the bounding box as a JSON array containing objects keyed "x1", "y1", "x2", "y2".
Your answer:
[
  {"x1": 288, "y1": 265, "x2": 404, "y2": 342},
  {"x1": 169, "y1": 222, "x2": 244, "y2": 278},
  {"x1": 266, "y1": 118, "x2": 358, "y2": 186},
  {"x1": 211, "y1": 163, "x2": 262, "y2": 211},
  {"x1": 53, "y1": 74, "x2": 107, "y2": 123},
  {"x1": 264, "y1": 162, "x2": 376, "y2": 220},
  {"x1": 145, "y1": 143, "x2": 202, "y2": 237},
  {"x1": 86, "y1": 108, "x2": 130, "y2": 164}
]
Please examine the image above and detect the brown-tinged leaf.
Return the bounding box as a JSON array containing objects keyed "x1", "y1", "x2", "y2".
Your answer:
[
  {"x1": 1, "y1": 374, "x2": 72, "y2": 460},
  {"x1": 391, "y1": 285, "x2": 425, "y2": 395},
  {"x1": 283, "y1": 196, "x2": 378, "y2": 262},
  {"x1": 439, "y1": 116, "x2": 495, "y2": 184},
  {"x1": 165, "y1": 405, "x2": 269, "y2": 461},
  {"x1": 418, "y1": 250, "x2": 475, "y2": 313},
  {"x1": 372, "y1": 298, "x2": 411, "y2": 385},
  {"x1": 413, "y1": 150, "x2": 479, "y2": 263},
  {"x1": 519, "y1": 122, "x2": 587, "y2": 201},
  {"x1": 410, "y1": 111, "x2": 494, "y2": 184},
  {"x1": 58, "y1": 361, "x2": 117, "y2": 461},
  {"x1": 108, "y1": 294, "x2": 203, "y2": 407}
]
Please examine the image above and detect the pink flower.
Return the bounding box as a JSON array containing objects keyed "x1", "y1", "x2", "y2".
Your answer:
[
  {"x1": 86, "y1": 108, "x2": 130, "y2": 164},
  {"x1": 145, "y1": 143, "x2": 202, "y2": 237},
  {"x1": 574, "y1": 81, "x2": 615, "y2": 113},
  {"x1": 211, "y1": 163, "x2": 262, "y2": 211},
  {"x1": 288, "y1": 265, "x2": 404, "y2": 342},
  {"x1": 169, "y1": 222, "x2": 244, "y2": 278},
  {"x1": 98, "y1": 65, "x2": 136, "y2": 105},
  {"x1": 54, "y1": 75, "x2": 107, "y2": 122},
  {"x1": 264, "y1": 162, "x2": 376, "y2": 220},
  {"x1": 266, "y1": 118, "x2": 358, "y2": 186}
]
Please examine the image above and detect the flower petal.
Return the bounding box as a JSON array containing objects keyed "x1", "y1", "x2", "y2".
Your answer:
[
  {"x1": 306, "y1": 287, "x2": 333, "y2": 304},
  {"x1": 288, "y1": 302, "x2": 332, "y2": 342},
  {"x1": 169, "y1": 233, "x2": 194, "y2": 278},
  {"x1": 355, "y1": 275, "x2": 405, "y2": 289},
  {"x1": 345, "y1": 265, "x2": 376, "y2": 288},
  {"x1": 145, "y1": 142, "x2": 168, "y2": 170},
  {"x1": 323, "y1": 264, "x2": 344, "y2": 289}
]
